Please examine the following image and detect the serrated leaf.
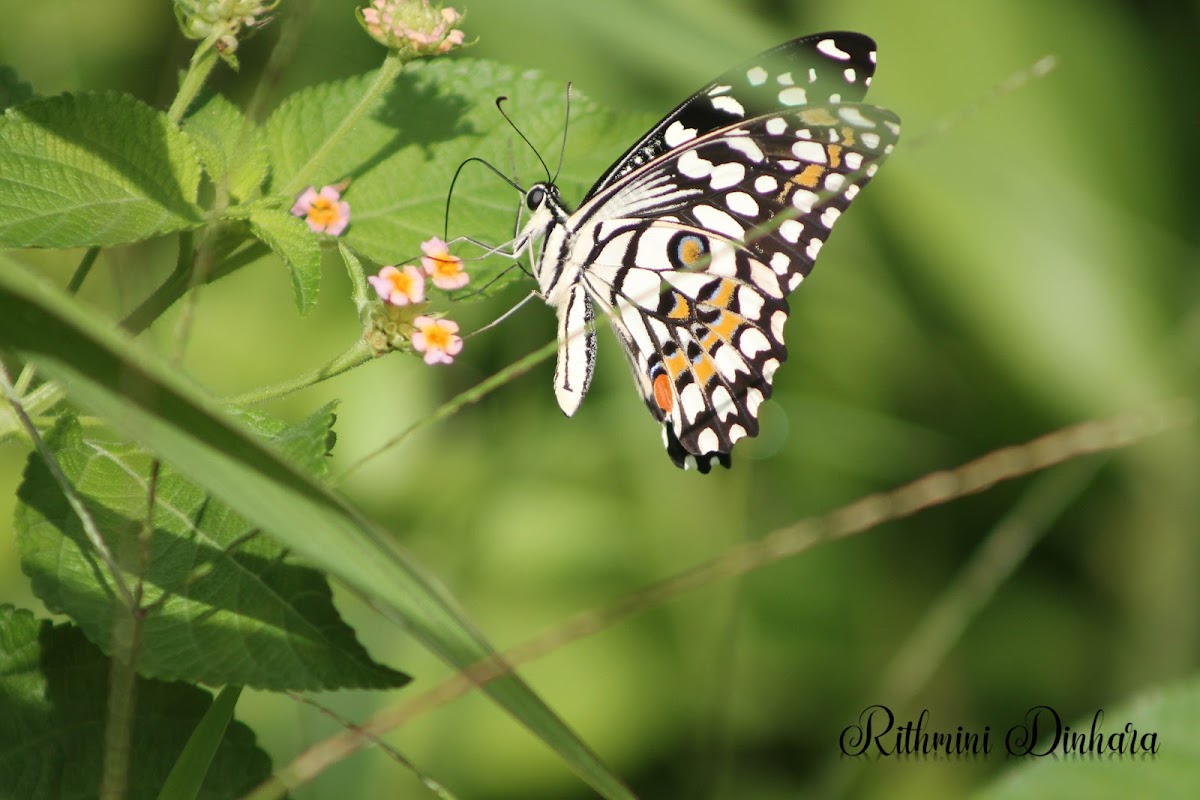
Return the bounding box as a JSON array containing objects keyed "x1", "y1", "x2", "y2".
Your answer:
[
  {"x1": 183, "y1": 92, "x2": 269, "y2": 202},
  {"x1": 975, "y1": 680, "x2": 1200, "y2": 799},
  {"x1": 0, "y1": 605, "x2": 272, "y2": 800},
  {"x1": 0, "y1": 65, "x2": 34, "y2": 112},
  {"x1": 15, "y1": 411, "x2": 407, "y2": 692},
  {"x1": 246, "y1": 207, "x2": 322, "y2": 314},
  {"x1": 0, "y1": 92, "x2": 204, "y2": 247},
  {"x1": 0, "y1": 262, "x2": 633, "y2": 799},
  {"x1": 263, "y1": 59, "x2": 652, "y2": 300}
]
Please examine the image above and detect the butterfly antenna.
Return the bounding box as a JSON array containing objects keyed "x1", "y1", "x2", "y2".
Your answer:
[
  {"x1": 496, "y1": 96, "x2": 552, "y2": 182},
  {"x1": 444, "y1": 156, "x2": 526, "y2": 241},
  {"x1": 552, "y1": 83, "x2": 572, "y2": 183}
]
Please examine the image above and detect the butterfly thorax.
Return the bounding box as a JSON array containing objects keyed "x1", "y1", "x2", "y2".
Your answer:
[{"x1": 517, "y1": 181, "x2": 579, "y2": 305}]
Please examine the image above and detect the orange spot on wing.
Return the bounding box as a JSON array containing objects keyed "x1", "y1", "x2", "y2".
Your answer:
[
  {"x1": 827, "y1": 144, "x2": 843, "y2": 168},
  {"x1": 794, "y1": 164, "x2": 825, "y2": 188},
  {"x1": 653, "y1": 373, "x2": 673, "y2": 412},
  {"x1": 664, "y1": 351, "x2": 689, "y2": 380},
  {"x1": 800, "y1": 108, "x2": 838, "y2": 126},
  {"x1": 692, "y1": 354, "x2": 716, "y2": 385},
  {"x1": 667, "y1": 295, "x2": 691, "y2": 320},
  {"x1": 840, "y1": 126, "x2": 856, "y2": 147},
  {"x1": 709, "y1": 311, "x2": 742, "y2": 342},
  {"x1": 707, "y1": 279, "x2": 737, "y2": 309}
]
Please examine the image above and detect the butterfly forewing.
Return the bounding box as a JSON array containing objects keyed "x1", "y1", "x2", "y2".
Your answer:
[{"x1": 586, "y1": 32, "x2": 880, "y2": 198}]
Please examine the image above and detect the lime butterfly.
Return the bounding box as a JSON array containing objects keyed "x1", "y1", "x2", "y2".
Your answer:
[{"x1": 508, "y1": 32, "x2": 899, "y2": 471}]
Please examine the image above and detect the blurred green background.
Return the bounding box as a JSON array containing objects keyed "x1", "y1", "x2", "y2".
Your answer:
[{"x1": 2, "y1": 0, "x2": 1198, "y2": 798}]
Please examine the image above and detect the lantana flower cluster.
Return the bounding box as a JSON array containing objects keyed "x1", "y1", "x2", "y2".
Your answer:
[
  {"x1": 174, "y1": 0, "x2": 277, "y2": 61},
  {"x1": 358, "y1": 0, "x2": 465, "y2": 57},
  {"x1": 367, "y1": 238, "x2": 469, "y2": 365}
]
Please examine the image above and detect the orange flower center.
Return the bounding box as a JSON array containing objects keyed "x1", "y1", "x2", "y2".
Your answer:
[
  {"x1": 429, "y1": 255, "x2": 461, "y2": 278},
  {"x1": 308, "y1": 197, "x2": 340, "y2": 227},
  {"x1": 422, "y1": 324, "x2": 452, "y2": 349},
  {"x1": 387, "y1": 270, "x2": 416, "y2": 294}
]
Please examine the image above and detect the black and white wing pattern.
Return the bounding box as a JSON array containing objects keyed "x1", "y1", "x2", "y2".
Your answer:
[{"x1": 513, "y1": 32, "x2": 899, "y2": 472}]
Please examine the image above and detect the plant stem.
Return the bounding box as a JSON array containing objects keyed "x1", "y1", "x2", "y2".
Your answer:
[
  {"x1": 225, "y1": 338, "x2": 375, "y2": 406},
  {"x1": 168, "y1": 37, "x2": 220, "y2": 125},
  {"x1": 282, "y1": 52, "x2": 407, "y2": 196}
]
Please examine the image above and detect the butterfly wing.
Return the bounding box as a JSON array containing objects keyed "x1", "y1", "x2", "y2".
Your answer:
[
  {"x1": 575, "y1": 102, "x2": 900, "y2": 471},
  {"x1": 585, "y1": 32, "x2": 880, "y2": 198}
]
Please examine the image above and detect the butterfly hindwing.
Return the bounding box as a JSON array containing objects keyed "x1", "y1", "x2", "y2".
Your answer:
[{"x1": 571, "y1": 102, "x2": 899, "y2": 469}]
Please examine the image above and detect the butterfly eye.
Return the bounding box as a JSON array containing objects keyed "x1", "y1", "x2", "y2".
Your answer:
[{"x1": 526, "y1": 185, "x2": 547, "y2": 210}]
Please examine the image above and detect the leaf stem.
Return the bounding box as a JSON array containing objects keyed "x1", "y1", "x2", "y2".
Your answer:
[{"x1": 282, "y1": 52, "x2": 407, "y2": 196}]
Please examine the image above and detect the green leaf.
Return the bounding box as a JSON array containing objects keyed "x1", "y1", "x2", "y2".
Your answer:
[
  {"x1": 975, "y1": 680, "x2": 1200, "y2": 800},
  {"x1": 182, "y1": 92, "x2": 269, "y2": 202},
  {"x1": 246, "y1": 207, "x2": 323, "y2": 314},
  {"x1": 158, "y1": 686, "x2": 243, "y2": 800},
  {"x1": 15, "y1": 411, "x2": 407, "y2": 691},
  {"x1": 0, "y1": 261, "x2": 634, "y2": 799},
  {"x1": 0, "y1": 605, "x2": 272, "y2": 800},
  {"x1": 0, "y1": 92, "x2": 204, "y2": 247},
  {"x1": 0, "y1": 65, "x2": 34, "y2": 112},
  {"x1": 263, "y1": 59, "x2": 652, "y2": 299}
]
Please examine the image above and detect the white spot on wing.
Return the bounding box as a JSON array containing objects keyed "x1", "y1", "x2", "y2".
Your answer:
[
  {"x1": 779, "y1": 219, "x2": 803, "y2": 243},
  {"x1": 778, "y1": 87, "x2": 808, "y2": 106},
  {"x1": 728, "y1": 424, "x2": 748, "y2": 443},
  {"x1": 737, "y1": 286, "x2": 765, "y2": 319},
  {"x1": 791, "y1": 140, "x2": 827, "y2": 163},
  {"x1": 709, "y1": 160, "x2": 746, "y2": 191},
  {"x1": 820, "y1": 207, "x2": 841, "y2": 229},
  {"x1": 765, "y1": 117, "x2": 787, "y2": 136},
  {"x1": 665, "y1": 120, "x2": 698, "y2": 147},
  {"x1": 844, "y1": 67, "x2": 857, "y2": 83},
  {"x1": 739, "y1": 328, "x2": 771, "y2": 357},
  {"x1": 708, "y1": 84, "x2": 732, "y2": 95},
  {"x1": 711, "y1": 386, "x2": 737, "y2": 420},
  {"x1": 693, "y1": 204, "x2": 744, "y2": 239},
  {"x1": 770, "y1": 310, "x2": 787, "y2": 343},
  {"x1": 776, "y1": 72, "x2": 794, "y2": 86},
  {"x1": 711, "y1": 95, "x2": 745, "y2": 116},
  {"x1": 724, "y1": 136, "x2": 764, "y2": 162},
  {"x1": 754, "y1": 175, "x2": 778, "y2": 194},
  {"x1": 746, "y1": 66, "x2": 768, "y2": 86},
  {"x1": 769, "y1": 252, "x2": 790, "y2": 274},
  {"x1": 787, "y1": 274, "x2": 803, "y2": 291},
  {"x1": 824, "y1": 172, "x2": 846, "y2": 192},
  {"x1": 816, "y1": 38, "x2": 852, "y2": 60},
  {"x1": 726, "y1": 191, "x2": 759, "y2": 217},
  {"x1": 791, "y1": 188, "x2": 819, "y2": 214},
  {"x1": 843, "y1": 152, "x2": 864, "y2": 171},
  {"x1": 697, "y1": 428, "x2": 720, "y2": 453},
  {"x1": 861, "y1": 131, "x2": 882, "y2": 150},
  {"x1": 844, "y1": 184, "x2": 860, "y2": 200},
  {"x1": 837, "y1": 106, "x2": 874, "y2": 128},
  {"x1": 679, "y1": 383, "x2": 704, "y2": 423},
  {"x1": 678, "y1": 150, "x2": 713, "y2": 179},
  {"x1": 806, "y1": 237, "x2": 823, "y2": 260}
]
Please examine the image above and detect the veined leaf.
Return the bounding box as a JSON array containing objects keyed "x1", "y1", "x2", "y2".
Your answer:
[
  {"x1": 0, "y1": 92, "x2": 204, "y2": 247},
  {"x1": 15, "y1": 410, "x2": 407, "y2": 691}
]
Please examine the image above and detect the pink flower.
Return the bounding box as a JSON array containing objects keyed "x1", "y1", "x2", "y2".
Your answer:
[
  {"x1": 291, "y1": 185, "x2": 351, "y2": 236},
  {"x1": 357, "y1": 1, "x2": 466, "y2": 56},
  {"x1": 419, "y1": 237, "x2": 469, "y2": 290},
  {"x1": 369, "y1": 265, "x2": 426, "y2": 306},
  {"x1": 411, "y1": 315, "x2": 463, "y2": 365}
]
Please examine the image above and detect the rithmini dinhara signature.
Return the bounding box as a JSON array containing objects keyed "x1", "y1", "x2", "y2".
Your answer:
[{"x1": 839, "y1": 705, "x2": 1160, "y2": 758}]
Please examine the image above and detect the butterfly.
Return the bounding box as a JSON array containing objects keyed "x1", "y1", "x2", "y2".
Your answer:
[{"x1": 508, "y1": 32, "x2": 900, "y2": 472}]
